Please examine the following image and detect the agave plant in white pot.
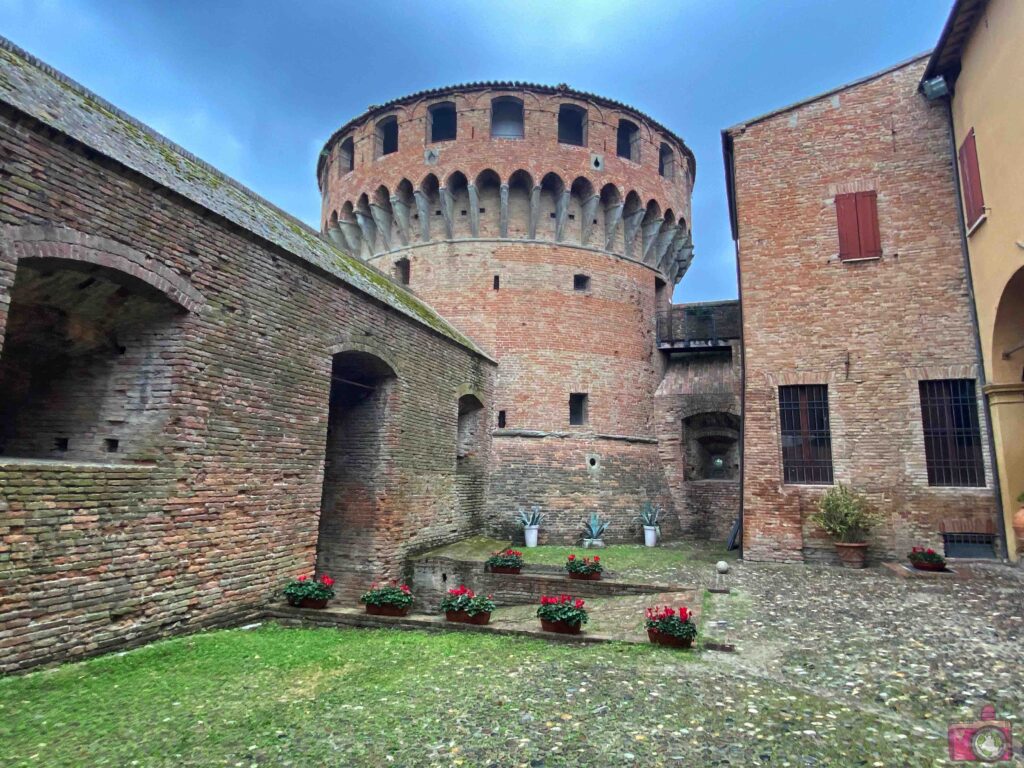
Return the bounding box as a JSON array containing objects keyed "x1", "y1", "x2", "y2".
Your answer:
[
  {"x1": 582, "y1": 512, "x2": 611, "y2": 548},
  {"x1": 517, "y1": 506, "x2": 545, "y2": 548},
  {"x1": 637, "y1": 501, "x2": 662, "y2": 547}
]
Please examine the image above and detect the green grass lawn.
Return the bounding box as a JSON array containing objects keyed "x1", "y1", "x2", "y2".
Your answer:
[{"x1": 0, "y1": 623, "x2": 951, "y2": 767}]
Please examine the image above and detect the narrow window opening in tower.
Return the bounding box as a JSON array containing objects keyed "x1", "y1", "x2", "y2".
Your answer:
[
  {"x1": 493, "y1": 275, "x2": 500, "y2": 290},
  {"x1": 376, "y1": 116, "x2": 398, "y2": 157},
  {"x1": 491, "y1": 97, "x2": 524, "y2": 139},
  {"x1": 394, "y1": 258, "x2": 410, "y2": 285},
  {"x1": 617, "y1": 119, "x2": 640, "y2": 161},
  {"x1": 339, "y1": 136, "x2": 355, "y2": 173},
  {"x1": 497, "y1": 410, "x2": 507, "y2": 428},
  {"x1": 558, "y1": 104, "x2": 587, "y2": 146},
  {"x1": 428, "y1": 102, "x2": 457, "y2": 143},
  {"x1": 569, "y1": 393, "x2": 589, "y2": 426},
  {"x1": 574, "y1": 274, "x2": 591, "y2": 291},
  {"x1": 659, "y1": 143, "x2": 675, "y2": 178}
]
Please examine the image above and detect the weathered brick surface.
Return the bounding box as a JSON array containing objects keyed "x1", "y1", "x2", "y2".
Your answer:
[
  {"x1": 728, "y1": 57, "x2": 998, "y2": 563},
  {"x1": 0, "y1": 91, "x2": 494, "y2": 670}
]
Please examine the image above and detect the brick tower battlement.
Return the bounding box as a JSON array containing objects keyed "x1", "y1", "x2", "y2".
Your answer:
[{"x1": 318, "y1": 84, "x2": 697, "y2": 542}]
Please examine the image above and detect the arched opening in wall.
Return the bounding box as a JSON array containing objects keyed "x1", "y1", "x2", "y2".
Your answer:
[
  {"x1": 394, "y1": 178, "x2": 415, "y2": 245},
  {"x1": 659, "y1": 143, "x2": 675, "y2": 179},
  {"x1": 355, "y1": 193, "x2": 377, "y2": 257},
  {"x1": 375, "y1": 116, "x2": 398, "y2": 157},
  {"x1": 428, "y1": 101, "x2": 457, "y2": 143},
  {"x1": 338, "y1": 137, "x2": 355, "y2": 174},
  {"x1": 316, "y1": 350, "x2": 397, "y2": 591},
  {"x1": 657, "y1": 209, "x2": 677, "y2": 267},
  {"x1": 992, "y1": 266, "x2": 1024, "y2": 384},
  {"x1": 569, "y1": 177, "x2": 594, "y2": 245},
  {"x1": 655, "y1": 276, "x2": 670, "y2": 317},
  {"x1": 507, "y1": 169, "x2": 534, "y2": 238},
  {"x1": 419, "y1": 173, "x2": 442, "y2": 240},
  {"x1": 539, "y1": 172, "x2": 565, "y2": 241},
  {"x1": 682, "y1": 412, "x2": 740, "y2": 481},
  {"x1": 641, "y1": 200, "x2": 662, "y2": 262},
  {"x1": 622, "y1": 190, "x2": 643, "y2": 258},
  {"x1": 446, "y1": 171, "x2": 470, "y2": 238},
  {"x1": 394, "y1": 257, "x2": 410, "y2": 285},
  {"x1": 617, "y1": 119, "x2": 640, "y2": 162},
  {"x1": 600, "y1": 183, "x2": 623, "y2": 253},
  {"x1": 455, "y1": 393, "x2": 486, "y2": 527},
  {"x1": 491, "y1": 97, "x2": 524, "y2": 139},
  {"x1": 372, "y1": 185, "x2": 395, "y2": 250},
  {"x1": 339, "y1": 201, "x2": 362, "y2": 255},
  {"x1": 0, "y1": 258, "x2": 185, "y2": 462},
  {"x1": 558, "y1": 104, "x2": 587, "y2": 146},
  {"x1": 475, "y1": 169, "x2": 501, "y2": 237}
]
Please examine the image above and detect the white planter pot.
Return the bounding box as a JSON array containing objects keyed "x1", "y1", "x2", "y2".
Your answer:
[
  {"x1": 643, "y1": 526, "x2": 658, "y2": 547},
  {"x1": 524, "y1": 525, "x2": 539, "y2": 548},
  {"x1": 583, "y1": 538, "x2": 605, "y2": 549}
]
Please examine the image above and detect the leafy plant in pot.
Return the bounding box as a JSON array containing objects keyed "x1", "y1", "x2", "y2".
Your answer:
[
  {"x1": 637, "y1": 501, "x2": 662, "y2": 547},
  {"x1": 907, "y1": 546, "x2": 947, "y2": 572},
  {"x1": 536, "y1": 594, "x2": 588, "y2": 635},
  {"x1": 582, "y1": 512, "x2": 610, "y2": 548},
  {"x1": 644, "y1": 604, "x2": 697, "y2": 649},
  {"x1": 283, "y1": 573, "x2": 335, "y2": 609},
  {"x1": 439, "y1": 585, "x2": 496, "y2": 624},
  {"x1": 810, "y1": 485, "x2": 879, "y2": 569},
  {"x1": 564, "y1": 553, "x2": 603, "y2": 580},
  {"x1": 486, "y1": 548, "x2": 524, "y2": 574},
  {"x1": 517, "y1": 506, "x2": 545, "y2": 548},
  {"x1": 359, "y1": 581, "x2": 414, "y2": 616}
]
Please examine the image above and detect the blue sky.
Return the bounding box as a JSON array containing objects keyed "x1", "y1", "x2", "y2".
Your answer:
[{"x1": 0, "y1": 0, "x2": 952, "y2": 302}]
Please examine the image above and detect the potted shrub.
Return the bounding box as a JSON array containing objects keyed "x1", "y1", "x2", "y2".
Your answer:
[
  {"x1": 517, "y1": 506, "x2": 545, "y2": 548},
  {"x1": 439, "y1": 585, "x2": 496, "y2": 625},
  {"x1": 359, "y1": 581, "x2": 414, "y2": 616},
  {"x1": 565, "y1": 553, "x2": 603, "y2": 581},
  {"x1": 283, "y1": 573, "x2": 335, "y2": 609},
  {"x1": 810, "y1": 485, "x2": 879, "y2": 569},
  {"x1": 536, "y1": 594, "x2": 588, "y2": 635},
  {"x1": 644, "y1": 604, "x2": 697, "y2": 649},
  {"x1": 907, "y1": 546, "x2": 947, "y2": 572},
  {"x1": 637, "y1": 501, "x2": 662, "y2": 547},
  {"x1": 486, "y1": 548, "x2": 524, "y2": 574},
  {"x1": 582, "y1": 512, "x2": 610, "y2": 548}
]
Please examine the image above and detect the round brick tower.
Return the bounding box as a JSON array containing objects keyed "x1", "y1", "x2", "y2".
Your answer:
[{"x1": 318, "y1": 83, "x2": 695, "y2": 543}]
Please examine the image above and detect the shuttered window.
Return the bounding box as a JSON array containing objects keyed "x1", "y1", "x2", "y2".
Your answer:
[
  {"x1": 779, "y1": 385, "x2": 834, "y2": 484},
  {"x1": 958, "y1": 128, "x2": 986, "y2": 230},
  {"x1": 919, "y1": 379, "x2": 985, "y2": 487},
  {"x1": 835, "y1": 191, "x2": 881, "y2": 260}
]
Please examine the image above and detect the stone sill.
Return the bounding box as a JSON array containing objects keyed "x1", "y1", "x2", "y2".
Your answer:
[{"x1": 0, "y1": 457, "x2": 156, "y2": 471}]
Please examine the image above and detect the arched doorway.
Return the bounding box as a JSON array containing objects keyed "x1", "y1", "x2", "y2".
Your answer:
[
  {"x1": 316, "y1": 350, "x2": 397, "y2": 592},
  {"x1": 988, "y1": 266, "x2": 1024, "y2": 559},
  {"x1": 456, "y1": 394, "x2": 485, "y2": 527}
]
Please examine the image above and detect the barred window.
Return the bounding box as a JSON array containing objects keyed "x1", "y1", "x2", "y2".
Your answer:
[
  {"x1": 779, "y1": 385, "x2": 834, "y2": 484},
  {"x1": 919, "y1": 379, "x2": 985, "y2": 487}
]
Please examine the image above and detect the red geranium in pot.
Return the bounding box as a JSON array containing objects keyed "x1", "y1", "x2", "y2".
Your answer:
[
  {"x1": 283, "y1": 573, "x2": 336, "y2": 609},
  {"x1": 359, "y1": 581, "x2": 414, "y2": 616},
  {"x1": 486, "y1": 549, "x2": 524, "y2": 574},
  {"x1": 536, "y1": 594, "x2": 588, "y2": 635},
  {"x1": 439, "y1": 585, "x2": 496, "y2": 624},
  {"x1": 907, "y1": 546, "x2": 947, "y2": 572},
  {"x1": 564, "y1": 553, "x2": 603, "y2": 580}
]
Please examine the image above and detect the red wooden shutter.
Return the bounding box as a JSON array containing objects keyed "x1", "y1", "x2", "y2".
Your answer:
[
  {"x1": 835, "y1": 193, "x2": 860, "y2": 260},
  {"x1": 855, "y1": 191, "x2": 881, "y2": 258},
  {"x1": 958, "y1": 128, "x2": 985, "y2": 228}
]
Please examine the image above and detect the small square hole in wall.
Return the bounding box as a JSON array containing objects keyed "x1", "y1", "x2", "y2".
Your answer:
[
  {"x1": 573, "y1": 274, "x2": 591, "y2": 291},
  {"x1": 497, "y1": 410, "x2": 507, "y2": 428},
  {"x1": 568, "y1": 214, "x2": 575, "y2": 220},
  {"x1": 479, "y1": 207, "x2": 486, "y2": 214},
  {"x1": 105, "y1": 438, "x2": 119, "y2": 453},
  {"x1": 54, "y1": 437, "x2": 69, "y2": 452},
  {"x1": 549, "y1": 212, "x2": 556, "y2": 219},
  {"x1": 461, "y1": 210, "x2": 467, "y2": 216}
]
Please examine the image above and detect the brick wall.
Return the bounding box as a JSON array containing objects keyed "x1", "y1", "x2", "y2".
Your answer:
[
  {"x1": 0, "y1": 99, "x2": 494, "y2": 671},
  {"x1": 728, "y1": 57, "x2": 998, "y2": 563}
]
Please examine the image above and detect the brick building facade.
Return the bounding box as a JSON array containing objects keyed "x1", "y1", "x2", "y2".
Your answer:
[{"x1": 725, "y1": 56, "x2": 999, "y2": 563}]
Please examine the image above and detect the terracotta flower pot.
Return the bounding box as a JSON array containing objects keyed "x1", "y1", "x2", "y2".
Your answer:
[
  {"x1": 834, "y1": 542, "x2": 868, "y2": 568},
  {"x1": 490, "y1": 566, "x2": 521, "y2": 575},
  {"x1": 569, "y1": 572, "x2": 601, "y2": 581},
  {"x1": 909, "y1": 560, "x2": 946, "y2": 572},
  {"x1": 446, "y1": 610, "x2": 491, "y2": 625},
  {"x1": 540, "y1": 618, "x2": 581, "y2": 635},
  {"x1": 647, "y1": 629, "x2": 693, "y2": 649},
  {"x1": 299, "y1": 597, "x2": 328, "y2": 609},
  {"x1": 365, "y1": 603, "x2": 410, "y2": 617}
]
